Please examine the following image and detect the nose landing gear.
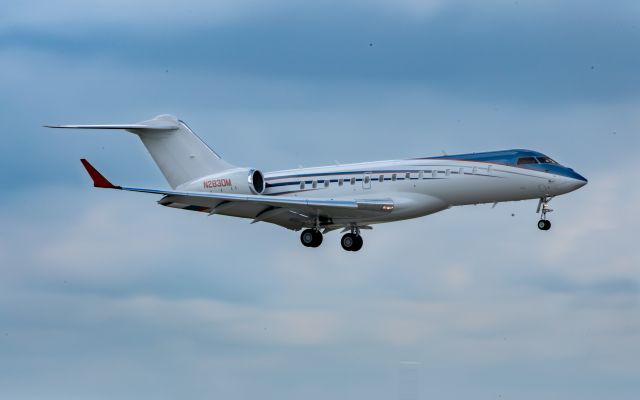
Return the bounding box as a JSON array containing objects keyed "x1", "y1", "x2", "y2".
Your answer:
[
  {"x1": 537, "y1": 219, "x2": 551, "y2": 230},
  {"x1": 536, "y1": 197, "x2": 553, "y2": 231}
]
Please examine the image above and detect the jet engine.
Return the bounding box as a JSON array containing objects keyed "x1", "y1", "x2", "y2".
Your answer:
[{"x1": 186, "y1": 168, "x2": 265, "y2": 195}]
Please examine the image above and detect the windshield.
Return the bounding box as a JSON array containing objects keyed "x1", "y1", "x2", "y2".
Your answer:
[
  {"x1": 537, "y1": 156, "x2": 558, "y2": 164},
  {"x1": 517, "y1": 157, "x2": 538, "y2": 165}
]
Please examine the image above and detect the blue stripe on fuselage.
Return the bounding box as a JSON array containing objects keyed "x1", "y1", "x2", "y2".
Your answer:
[{"x1": 420, "y1": 149, "x2": 586, "y2": 182}]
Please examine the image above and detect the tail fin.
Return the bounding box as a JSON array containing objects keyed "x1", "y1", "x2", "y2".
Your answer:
[{"x1": 47, "y1": 114, "x2": 236, "y2": 188}]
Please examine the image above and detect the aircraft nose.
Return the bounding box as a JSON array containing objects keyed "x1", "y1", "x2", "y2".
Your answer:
[
  {"x1": 572, "y1": 177, "x2": 587, "y2": 190},
  {"x1": 563, "y1": 169, "x2": 587, "y2": 191},
  {"x1": 572, "y1": 170, "x2": 588, "y2": 186}
]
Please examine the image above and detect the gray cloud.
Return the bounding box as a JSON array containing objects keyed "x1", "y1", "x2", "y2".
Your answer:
[{"x1": 2, "y1": 1, "x2": 639, "y2": 104}]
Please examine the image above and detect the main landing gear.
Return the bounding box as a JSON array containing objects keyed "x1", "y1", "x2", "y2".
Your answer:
[
  {"x1": 300, "y1": 229, "x2": 323, "y2": 248},
  {"x1": 300, "y1": 226, "x2": 365, "y2": 251},
  {"x1": 536, "y1": 196, "x2": 553, "y2": 231},
  {"x1": 341, "y1": 233, "x2": 363, "y2": 252},
  {"x1": 340, "y1": 226, "x2": 363, "y2": 252}
]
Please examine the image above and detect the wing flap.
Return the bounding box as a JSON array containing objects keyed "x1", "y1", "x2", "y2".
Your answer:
[{"x1": 124, "y1": 186, "x2": 368, "y2": 211}]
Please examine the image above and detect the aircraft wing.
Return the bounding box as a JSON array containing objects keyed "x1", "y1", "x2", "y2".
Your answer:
[{"x1": 80, "y1": 159, "x2": 394, "y2": 231}]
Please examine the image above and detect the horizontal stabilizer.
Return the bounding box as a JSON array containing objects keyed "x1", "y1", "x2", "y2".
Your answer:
[
  {"x1": 45, "y1": 123, "x2": 179, "y2": 131},
  {"x1": 45, "y1": 114, "x2": 180, "y2": 131}
]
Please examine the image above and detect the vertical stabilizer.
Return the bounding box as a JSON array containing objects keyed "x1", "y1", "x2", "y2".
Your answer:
[{"x1": 47, "y1": 114, "x2": 237, "y2": 188}]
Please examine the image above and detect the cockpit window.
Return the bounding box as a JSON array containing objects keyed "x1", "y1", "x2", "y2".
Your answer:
[
  {"x1": 517, "y1": 157, "x2": 538, "y2": 165},
  {"x1": 536, "y1": 156, "x2": 558, "y2": 164}
]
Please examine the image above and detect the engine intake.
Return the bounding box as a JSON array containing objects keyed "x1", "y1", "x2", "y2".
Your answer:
[{"x1": 248, "y1": 169, "x2": 265, "y2": 194}]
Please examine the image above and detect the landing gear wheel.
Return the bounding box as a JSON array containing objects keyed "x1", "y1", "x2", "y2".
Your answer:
[
  {"x1": 301, "y1": 229, "x2": 323, "y2": 247},
  {"x1": 537, "y1": 220, "x2": 551, "y2": 231},
  {"x1": 341, "y1": 233, "x2": 355, "y2": 251},
  {"x1": 352, "y1": 235, "x2": 363, "y2": 251},
  {"x1": 311, "y1": 230, "x2": 323, "y2": 247},
  {"x1": 300, "y1": 229, "x2": 314, "y2": 247},
  {"x1": 341, "y1": 233, "x2": 363, "y2": 251}
]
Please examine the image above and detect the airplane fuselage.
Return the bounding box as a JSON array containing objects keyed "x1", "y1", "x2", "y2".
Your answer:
[
  {"x1": 259, "y1": 153, "x2": 585, "y2": 226},
  {"x1": 175, "y1": 149, "x2": 587, "y2": 230}
]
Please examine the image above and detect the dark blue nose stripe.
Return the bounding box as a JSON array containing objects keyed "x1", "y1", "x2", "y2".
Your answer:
[{"x1": 563, "y1": 169, "x2": 588, "y2": 182}]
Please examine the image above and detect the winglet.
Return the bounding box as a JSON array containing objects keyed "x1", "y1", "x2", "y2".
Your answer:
[{"x1": 80, "y1": 159, "x2": 120, "y2": 189}]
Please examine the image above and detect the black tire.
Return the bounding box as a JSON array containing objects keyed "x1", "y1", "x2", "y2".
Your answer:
[
  {"x1": 300, "y1": 229, "x2": 315, "y2": 247},
  {"x1": 341, "y1": 233, "x2": 356, "y2": 251},
  {"x1": 538, "y1": 220, "x2": 551, "y2": 231},
  {"x1": 352, "y1": 235, "x2": 363, "y2": 251},
  {"x1": 311, "y1": 230, "x2": 323, "y2": 247}
]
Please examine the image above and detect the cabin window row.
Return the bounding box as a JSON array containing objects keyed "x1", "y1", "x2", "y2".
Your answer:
[
  {"x1": 298, "y1": 167, "x2": 488, "y2": 190},
  {"x1": 300, "y1": 177, "x2": 354, "y2": 189}
]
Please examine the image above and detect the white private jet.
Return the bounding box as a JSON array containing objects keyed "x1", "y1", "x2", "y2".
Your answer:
[{"x1": 48, "y1": 114, "x2": 587, "y2": 251}]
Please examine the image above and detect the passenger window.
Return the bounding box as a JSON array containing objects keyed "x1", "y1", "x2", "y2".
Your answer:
[
  {"x1": 517, "y1": 157, "x2": 538, "y2": 165},
  {"x1": 392, "y1": 174, "x2": 397, "y2": 181},
  {"x1": 350, "y1": 177, "x2": 356, "y2": 185}
]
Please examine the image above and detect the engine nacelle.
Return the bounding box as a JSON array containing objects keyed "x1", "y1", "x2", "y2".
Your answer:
[{"x1": 184, "y1": 168, "x2": 265, "y2": 195}]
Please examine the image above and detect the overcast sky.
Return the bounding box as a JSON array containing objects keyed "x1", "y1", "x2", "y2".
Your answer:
[{"x1": 1, "y1": 1, "x2": 639, "y2": 399}]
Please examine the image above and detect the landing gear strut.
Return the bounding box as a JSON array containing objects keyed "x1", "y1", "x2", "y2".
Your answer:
[
  {"x1": 300, "y1": 229, "x2": 323, "y2": 247},
  {"x1": 536, "y1": 197, "x2": 553, "y2": 231},
  {"x1": 341, "y1": 226, "x2": 363, "y2": 251}
]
